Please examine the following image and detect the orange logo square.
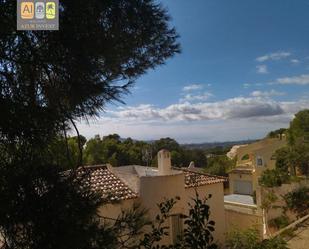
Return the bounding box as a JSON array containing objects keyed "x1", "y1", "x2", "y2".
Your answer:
[{"x1": 21, "y1": 2, "x2": 34, "y2": 19}]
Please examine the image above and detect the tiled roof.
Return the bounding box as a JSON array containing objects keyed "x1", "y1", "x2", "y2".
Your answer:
[
  {"x1": 182, "y1": 169, "x2": 227, "y2": 188},
  {"x1": 76, "y1": 165, "x2": 138, "y2": 201},
  {"x1": 71, "y1": 165, "x2": 226, "y2": 199}
]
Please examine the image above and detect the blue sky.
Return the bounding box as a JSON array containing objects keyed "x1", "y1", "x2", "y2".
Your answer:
[{"x1": 78, "y1": 0, "x2": 309, "y2": 143}]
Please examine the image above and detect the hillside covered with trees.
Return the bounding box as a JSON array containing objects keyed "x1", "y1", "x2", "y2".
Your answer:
[
  {"x1": 260, "y1": 109, "x2": 309, "y2": 187},
  {"x1": 51, "y1": 133, "x2": 236, "y2": 177}
]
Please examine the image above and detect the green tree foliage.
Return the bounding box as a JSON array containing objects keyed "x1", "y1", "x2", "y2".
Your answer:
[
  {"x1": 0, "y1": 0, "x2": 180, "y2": 247},
  {"x1": 82, "y1": 135, "x2": 209, "y2": 168},
  {"x1": 84, "y1": 134, "x2": 150, "y2": 166},
  {"x1": 289, "y1": 143, "x2": 309, "y2": 175},
  {"x1": 261, "y1": 237, "x2": 288, "y2": 249},
  {"x1": 1, "y1": 0, "x2": 180, "y2": 127},
  {"x1": 227, "y1": 228, "x2": 260, "y2": 249},
  {"x1": 227, "y1": 228, "x2": 288, "y2": 249},
  {"x1": 287, "y1": 109, "x2": 309, "y2": 175},
  {"x1": 268, "y1": 215, "x2": 290, "y2": 230},
  {"x1": 48, "y1": 135, "x2": 87, "y2": 169},
  {"x1": 152, "y1": 137, "x2": 207, "y2": 168},
  {"x1": 180, "y1": 192, "x2": 217, "y2": 249},
  {"x1": 259, "y1": 169, "x2": 290, "y2": 188},
  {"x1": 83, "y1": 135, "x2": 105, "y2": 165},
  {"x1": 153, "y1": 137, "x2": 181, "y2": 152},
  {"x1": 289, "y1": 109, "x2": 309, "y2": 144},
  {"x1": 205, "y1": 155, "x2": 235, "y2": 177},
  {"x1": 0, "y1": 160, "x2": 110, "y2": 249},
  {"x1": 274, "y1": 147, "x2": 290, "y2": 172},
  {"x1": 267, "y1": 128, "x2": 287, "y2": 139},
  {"x1": 283, "y1": 187, "x2": 309, "y2": 218},
  {"x1": 182, "y1": 149, "x2": 207, "y2": 168},
  {"x1": 271, "y1": 109, "x2": 309, "y2": 176},
  {"x1": 205, "y1": 146, "x2": 231, "y2": 156}
]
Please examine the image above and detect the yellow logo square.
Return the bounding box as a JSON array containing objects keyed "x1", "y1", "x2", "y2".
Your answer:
[
  {"x1": 46, "y1": 2, "x2": 56, "y2": 19},
  {"x1": 21, "y1": 2, "x2": 34, "y2": 19}
]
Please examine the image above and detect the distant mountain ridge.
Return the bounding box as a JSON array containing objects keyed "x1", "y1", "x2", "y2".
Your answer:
[
  {"x1": 117, "y1": 136, "x2": 258, "y2": 150},
  {"x1": 181, "y1": 139, "x2": 258, "y2": 150}
]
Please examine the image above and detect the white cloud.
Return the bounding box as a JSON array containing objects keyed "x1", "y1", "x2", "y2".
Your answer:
[
  {"x1": 250, "y1": 90, "x2": 285, "y2": 97},
  {"x1": 77, "y1": 118, "x2": 289, "y2": 143},
  {"x1": 182, "y1": 84, "x2": 203, "y2": 91},
  {"x1": 180, "y1": 92, "x2": 213, "y2": 102},
  {"x1": 276, "y1": 74, "x2": 309, "y2": 85},
  {"x1": 290, "y1": 59, "x2": 300, "y2": 64},
  {"x1": 256, "y1": 65, "x2": 268, "y2": 74},
  {"x1": 77, "y1": 96, "x2": 309, "y2": 143},
  {"x1": 256, "y1": 51, "x2": 291, "y2": 62},
  {"x1": 109, "y1": 97, "x2": 309, "y2": 122},
  {"x1": 243, "y1": 83, "x2": 265, "y2": 88}
]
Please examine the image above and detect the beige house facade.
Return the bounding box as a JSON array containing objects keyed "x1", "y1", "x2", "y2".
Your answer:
[
  {"x1": 224, "y1": 136, "x2": 288, "y2": 238},
  {"x1": 78, "y1": 150, "x2": 227, "y2": 246},
  {"x1": 228, "y1": 136, "x2": 287, "y2": 196}
]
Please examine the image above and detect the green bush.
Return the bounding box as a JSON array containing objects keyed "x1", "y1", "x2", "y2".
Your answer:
[
  {"x1": 204, "y1": 155, "x2": 235, "y2": 177},
  {"x1": 227, "y1": 228, "x2": 260, "y2": 249},
  {"x1": 261, "y1": 236, "x2": 288, "y2": 249},
  {"x1": 284, "y1": 187, "x2": 309, "y2": 217},
  {"x1": 259, "y1": 169, "x2": 290, "y2": 187},
  {"x1": 269, "y1": 216, "x2": 290, "y2": 230},
  {"x1": 226, "y1": 228, "x2": 288, "y2": 249}
]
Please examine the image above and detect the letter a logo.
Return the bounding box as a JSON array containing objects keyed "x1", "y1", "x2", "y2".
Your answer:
[{"x1": 21, "y1": 2, "x2": 34, "y2": 19}]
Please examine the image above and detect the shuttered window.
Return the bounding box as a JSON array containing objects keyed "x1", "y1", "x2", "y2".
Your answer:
[{"x1": 170, "y1": 214, "x2": 183, "y2": 244}]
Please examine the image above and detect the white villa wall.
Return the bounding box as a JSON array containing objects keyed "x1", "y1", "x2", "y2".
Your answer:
[
  {"x1": 98, "y1": 172, "x2": 226, "y2": 246},
  {"x1": 185, "y1": 183, "x2": 226, "y2": 246},
  {"x1": 98, "y1": 198, "x2": 138, "y2": 220}
]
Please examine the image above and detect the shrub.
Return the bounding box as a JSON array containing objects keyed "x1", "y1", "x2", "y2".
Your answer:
[
  {"x1": 284, "y1": 187, "x2": 309, "y2": 217},
  {"x1": 269, "y1": 216, "x2": 290, "y2": 230},
  {"x1": 259, "y1": 169, "x2": 290, "y2": 187},
  {"x1": 227, "y1": 228, "x2": 260, "y2": 249},
  {"x1": 226, "y1": 228, "x2": 288, "y2": 249},
  {"x1": 260, "y1": 236, "x2": 288, "y2": 249}
]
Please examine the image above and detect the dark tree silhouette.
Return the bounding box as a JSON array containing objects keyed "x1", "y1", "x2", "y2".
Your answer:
[{"x1": 0, "y1": 0, "x2": 179, "y2": 248}]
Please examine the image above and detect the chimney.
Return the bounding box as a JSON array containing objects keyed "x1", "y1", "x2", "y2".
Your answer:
[{"x1": 157, "y1": 149, "x2": 172, "y2": 175}]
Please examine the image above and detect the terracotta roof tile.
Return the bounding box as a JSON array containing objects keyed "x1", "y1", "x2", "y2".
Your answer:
[
  {"x1": 76, "y1": 165, "x2": 138, "y2": 201},
  {"x1": 182, "y1": 169, "x2": 227, "y2": 188}
]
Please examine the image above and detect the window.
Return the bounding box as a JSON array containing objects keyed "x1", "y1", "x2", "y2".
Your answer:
[
  {"x1": 256, "y1": 156, "x2": 263, "y2": 166},
  {"x1": 170, "y1": 214, "x2": 183, "y2": 244}
]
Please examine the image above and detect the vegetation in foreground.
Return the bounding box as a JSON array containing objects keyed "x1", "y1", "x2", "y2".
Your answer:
[
  {"x1": 0, "y1": 0, "x2": 181, "y2": 248},
  {"x1": 226, "y1": 228, "x2": 288, "y2": 249}
]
